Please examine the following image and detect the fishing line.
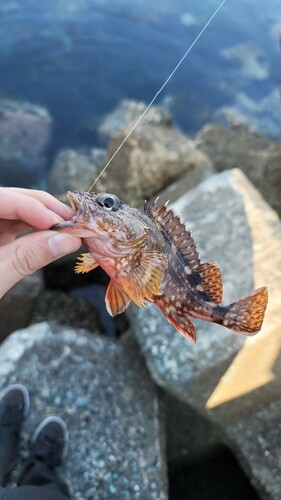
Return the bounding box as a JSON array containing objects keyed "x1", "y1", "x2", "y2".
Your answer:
[{"x1": 88, "y1": 0, "x2": 227, "y2": 192}]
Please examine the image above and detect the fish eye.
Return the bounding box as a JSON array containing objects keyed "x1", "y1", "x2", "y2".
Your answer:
[{"x1": 96, "y1": 193, "x2": 120, "y2": 211}]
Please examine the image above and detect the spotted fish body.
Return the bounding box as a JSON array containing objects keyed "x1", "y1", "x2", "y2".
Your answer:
[{"x1": 53, "y1": 191, "x2": 268, "y2": 342}]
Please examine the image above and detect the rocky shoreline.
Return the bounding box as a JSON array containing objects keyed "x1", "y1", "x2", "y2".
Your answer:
[{"x1": 1, "y1": 98, "x2": 281, "y2": 499}]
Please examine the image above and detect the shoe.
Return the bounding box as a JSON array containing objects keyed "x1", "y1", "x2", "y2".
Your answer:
[
  {"x1": 30, "y1": 416, "x2": 69, "y2": 468},
  {"x1": 0, "y1": 384, "x2": 30, "y2": 485}
]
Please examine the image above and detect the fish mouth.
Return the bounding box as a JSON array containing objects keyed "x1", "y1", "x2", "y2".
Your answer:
[{"x1": 51, "y1": 191, "x2": 88, "y2": 231}]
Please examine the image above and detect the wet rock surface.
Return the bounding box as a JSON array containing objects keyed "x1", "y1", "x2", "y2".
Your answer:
[
  {"x1": 98, "y1": 99, "x2": 172, "y2": 144},
  {"x1": 95, "y1": 121, "x2": 212, "y2": 207},
  {"x1": 195, "y1": 123, "x2": 281, "y2": 217},
  {"x1": 0, "y1": 99, "x2": 52, "y2": 188},
  {"x1": 130, "y1": 169, "x2": 281, "y2": 499},
  {"x1": 0, "y1": 323, "x2": 167, "y2": 500},
  {"x1": 49, "y1": 147, "x2": 105, "y2": 196}
]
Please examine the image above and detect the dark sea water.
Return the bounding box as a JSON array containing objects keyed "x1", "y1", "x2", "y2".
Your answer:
[{"x1": 0, "y1": 0, "x2": 280, "y2": 159}]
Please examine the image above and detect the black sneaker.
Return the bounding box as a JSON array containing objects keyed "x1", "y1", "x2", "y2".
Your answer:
[
  {"x1": 0, "y1": 384, "x2": 30, "y2": 485},
  {"x1": 30, "y1": 416, "x2": 69, "y2": 468}
]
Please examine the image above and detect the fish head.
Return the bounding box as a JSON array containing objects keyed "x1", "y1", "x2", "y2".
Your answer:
[{"x1": 53, "y1": 191, "x2": 149, "y2": 257}]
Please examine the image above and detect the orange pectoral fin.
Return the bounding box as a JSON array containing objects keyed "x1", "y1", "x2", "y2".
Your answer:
[
  {"x1": 164, "y1": 310, "x2": 197, "y2": 343},
  {"x1": 74, "y1": 253, "x2": 99, "y2": 274},
  {"x1": 105, "y1": 280, "x2": 131, "y2": 316},
  {"x1": 119, "y1": 249, "x2": 167, "y2": 308}
]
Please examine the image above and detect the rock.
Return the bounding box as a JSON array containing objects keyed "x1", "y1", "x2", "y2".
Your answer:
[
  {"x1": 0, "y1": 323, "x2": 168, "y2": 500},
  {"x1": 98, "y1": 99, "x2": 172, "y2": 144},
  {"x1": 95, "y1": 122, "x2": 212, "y2": 207},
  {"x1": 49, "y1": 148, "x2": 105, "y2": 196},
  {"x1": 262, "y1": 137, "x2": 281, "y2": 217},
  {"x1": 0, "y1": 272, "x2": 43, "y2": 344},
  {"x1": 30, "y1": 290, "x2": 101, "y2": 334},
  {"x1": 129, "y1": 169, "x2": 281, "y2": 499},
  {"x1": 195, "y1": 123, "x2": 281, "y2": 217},
  {"x1": 195, "y1": 123, "x2": 271, "y2": 184},
  {"x1": 0, "y1": 99, "x2": 52, "y2": 188},
  {"x1": 156, "y1": 162, "x2": 214, "y2": 206}
]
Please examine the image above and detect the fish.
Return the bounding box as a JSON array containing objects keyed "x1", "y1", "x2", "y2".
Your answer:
[{"x1": 53, "y1": 191, "x2": 268, "y2": 342}]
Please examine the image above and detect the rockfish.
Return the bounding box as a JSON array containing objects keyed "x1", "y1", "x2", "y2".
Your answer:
[{"x1": 53, "y1": 191, "x2": 268, "y2": 342}]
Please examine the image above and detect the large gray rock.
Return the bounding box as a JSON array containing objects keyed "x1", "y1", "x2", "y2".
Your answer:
[
  {"x1": 195, "y1": 123, "x2": 281, "y2": 217},
  {"x1": 98, "y1": 99, "x2": 172, "y2": 144},
  {"x1": 95, "y1": 122, "x2": 212, "y2": 207},
  {"x1": 0, "y1": 99, "x2": 52, "y2": 188},
  {"x1": 130, "y1": 169, "x2": 281, "y2": 499},
  {"x1": 49, "y1": 148, "x2": 105, "y2": 196},
  {"x1": 0, "y1": 323, "x2": 167, "y2": 500}
]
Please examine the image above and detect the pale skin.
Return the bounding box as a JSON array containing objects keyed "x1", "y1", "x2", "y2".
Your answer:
[{"x1": 0, "y1": 188, "x2": 82, "y2": 299}]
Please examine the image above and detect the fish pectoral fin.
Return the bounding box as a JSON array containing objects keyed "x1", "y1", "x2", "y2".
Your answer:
[
  {"x1": 165, "y1": 311, "x2": 197, "y2": 343},
  {"x1": 105, "y1": 280, "x2": 131, "y2": 316},
  {"x1": 74, "y1": 253, "x2": 99, "y2": 274},
  {"x1": 121, "y1": 249, "x2": 167, "y2": 308},
  {"x1": 198, "y1": 262, "x2": 223, "y2": 304}
]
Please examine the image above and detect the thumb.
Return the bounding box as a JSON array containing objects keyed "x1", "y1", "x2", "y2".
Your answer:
[{"x1": 0, "y1": 230, "x2": 81, "y2": 299}]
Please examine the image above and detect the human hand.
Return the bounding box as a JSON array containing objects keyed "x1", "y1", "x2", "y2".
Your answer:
[{"x1": 0, "y1": 187, "x2": 81, "y2": 299}]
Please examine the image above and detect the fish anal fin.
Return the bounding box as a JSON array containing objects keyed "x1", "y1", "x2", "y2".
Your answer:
[
  {"x1": 105, "y1": 280, "x2": 131, "y2": 316},
  {"x1": 164, "y1": 310, "x2": 197, "y2": 343},
  {"x1": 119, "y1": 249, "x2": 167, "y2": 308},
  {"x1": 198, "y1": 262, "x2": 223, "y2": 304},
  {"x1": 74, "y1": 253, "x2": 99, "y2": 274}
]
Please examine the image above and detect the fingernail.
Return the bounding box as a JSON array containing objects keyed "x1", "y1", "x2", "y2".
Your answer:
[{"x1": 48, "y1": 233, "x2": 79, "y2": 257}]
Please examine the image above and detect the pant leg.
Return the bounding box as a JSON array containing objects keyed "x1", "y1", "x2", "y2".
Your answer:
[{"x1": 17, "y1": 459, "x2": 71, "y2": 498}]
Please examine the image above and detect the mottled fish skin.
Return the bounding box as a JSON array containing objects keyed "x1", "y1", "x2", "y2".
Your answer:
[{"x1": 53, "y1": 191, "x2": 268, "y2": 343}]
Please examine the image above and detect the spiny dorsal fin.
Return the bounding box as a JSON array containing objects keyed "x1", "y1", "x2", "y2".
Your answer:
[
  {"x1": 198, "y1": 262, "x2": 223, "y2": 304},
  {"x1": 105, "y1": 280, "x2": 131, "y2": 316},
  {"x1": 145, "y1": 198, "x2": 201, "y2": 271}
]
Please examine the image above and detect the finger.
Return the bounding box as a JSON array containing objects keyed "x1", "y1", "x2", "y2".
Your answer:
[
  {"x1": 5, "y1": 188, "x2": 74, "y2": 219},
  {"x1": 0, "y1": 230, "x2": 81, "y2": 299},
  {"x1": 0, "y1": 220, "x2": 32, "y2": 245},
  {"x1": 0, "y1": 190, "x2": 69, "y2": 229}
]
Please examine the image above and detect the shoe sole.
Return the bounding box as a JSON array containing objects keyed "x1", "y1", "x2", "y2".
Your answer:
[
  {"x1": 0, "y1": 383, "x2": 30, "y2": 419},
  {"x1": 31, "y1": 416, "x2": 69, "y2": 463}
]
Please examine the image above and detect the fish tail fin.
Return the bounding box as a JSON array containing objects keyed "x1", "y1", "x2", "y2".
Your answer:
[{"x1": 224, "y1": 287, "x2": 268, "y2": 335}]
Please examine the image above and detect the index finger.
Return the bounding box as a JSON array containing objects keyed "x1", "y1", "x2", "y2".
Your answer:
[
  {"x1": 0, "y1": 189, "x2": 69, "y2": 230},
  {"x1": 5, "y1": 188, "x2": 74, "y2": 219}
]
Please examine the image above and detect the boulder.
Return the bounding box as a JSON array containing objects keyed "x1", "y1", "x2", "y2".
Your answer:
[
  {"x1": 129, "y1": 169, "x2": 281, "y2": 499},
  {"x1": 195, "y1": 123, "x2": 281, "y2": 217},
  {"x1": 49, "y1": 148, "x2": 105, "y2": 196},
  {"x1": 98, "y1": 99, "x2": 172, "y2": 144},
  {"x1": 0, "y1": 99, "x2": 52, "y2": 188},
  {"x1": 95, "y1": 122, "x2": 212, "y2": 207},
  {"x1": 0, "y1": 323, "x2": 167, "y2": 500},
  {"x1": 0, "y1": 271, "x2": 43, "y2": 344}
]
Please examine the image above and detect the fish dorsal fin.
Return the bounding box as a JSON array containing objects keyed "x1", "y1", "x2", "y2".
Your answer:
[
  {"x1": 105, "y1": 280, "x2": 131, "y2": 316},
  {"x1": 74, "y1": 253, "x2": 99, "y2": 274},
  {"x1": 145, "y1": 198, "x2": 201, "y2": 271},
  {"x1": 197, "y1": 262, "x2": 223, "y2": 304},
  {"x1": 118, "y1": 249, "x2": 167, "y2": 308}
]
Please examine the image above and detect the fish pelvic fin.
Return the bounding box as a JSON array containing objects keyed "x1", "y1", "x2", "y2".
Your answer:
[
  {"x1": 74, "y1": 253, "x2": 99, "y2": 274},
  {"x1": 163, "y1": 309, "x2": 197, "y2": 343},
  {"x1": 105, "y1": 280, "x2": 131, "y2": 316},
  {"x1": 223, "y1": 287, "x2": 268, "y2": 335}
]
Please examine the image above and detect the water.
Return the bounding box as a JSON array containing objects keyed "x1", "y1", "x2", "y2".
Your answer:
[{"x1": 0, "y1": 0, "x2": 280, "y2": 173}]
